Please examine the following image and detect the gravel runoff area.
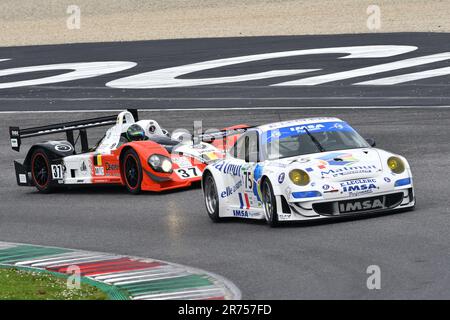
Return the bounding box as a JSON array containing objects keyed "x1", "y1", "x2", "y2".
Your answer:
[{"x1": 0, "y1": 0, "x2": 449, "y2": 47}]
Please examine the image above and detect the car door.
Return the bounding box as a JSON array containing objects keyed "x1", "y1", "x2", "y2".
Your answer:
[{"x1": 227, "y1": 131, "x2": 262, "y2": 216}]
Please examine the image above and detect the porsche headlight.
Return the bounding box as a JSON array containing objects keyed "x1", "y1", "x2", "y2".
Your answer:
[
  {"x1": 387, "y1": 156, "x2": 405, "y2": 174},
  {"x1": 289, "y1": 169, "x2": 310, "y2": 186},
  {"x1": 148, "y1": 154, "x2": 173, "y2": 173}
]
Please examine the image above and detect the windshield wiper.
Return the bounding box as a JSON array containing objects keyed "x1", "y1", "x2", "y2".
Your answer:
[{"x1": 302, "y1": 127, "x2": 326, "y2": 152}]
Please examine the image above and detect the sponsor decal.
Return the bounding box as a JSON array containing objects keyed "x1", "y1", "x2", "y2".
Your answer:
[
  {"x1": 384, "y1": 177, "x2": 391, "y2": 183},
  {"x1": 305, "y1": 167, "x2": 314, "y2": 172},
  {"x1": 321, "y1": 165, "x2": 377, "y2": 178},
  {"x1": 10, "y1": 138, "x2": 18, "y2": 147},
  {"x1": 322, "y1": 184, "x2": 339, "y2": 193},
  {"x1": 18, "y1": 174, "x2": 27, "y2": 184},
  {"x1": 232, "y1": 209, "x2": 260, "y2": 218},
  {"x1": 289, "y1": 124, "x2": 325, "y2": 133},
  {"x1": 318, "y1": 152, "x2": 358, "y2": 166},
  {"x1": 221, "y1": 180, "x2": 242, "y2": 198},
  {"x1": 278, "y1": 213, "x2": 291, "y2": 221},
  {"x1": 340, "y1": 179, "x2": 378, "y2": 196},
  {"x1": 233, "y1": 209, "x2": 249, "y2": 217},
  {"x1": 105, "y1": 162, "x2": 119, "y2": 171},
  {"x1": 55, "y1": 144, "x2": 72, "y2": 152},
  {"x1": 214, "y1": 161, "x2": 242, "y2": 177},
  {"x1": 172, "y1": 156, "x2": 192, "y2": 168},
  {"x1": 278, "y1": 173, "x2": 285, "y2": 184},
  {"x1": 266, "y1": 121, "x2": 355, "y2": 143},
  {"x1": 95, "y1": 166, "x2": 105, "y2": 176},
  {"x1": 316, "y1": 160, "x2": 328, "y2": 169},
  {"x1": 339, "y1": 197, "x2": 385, "y2": 213},
  {"x1": 80, "y1": 161, "x2": 87, "y2": 172}
]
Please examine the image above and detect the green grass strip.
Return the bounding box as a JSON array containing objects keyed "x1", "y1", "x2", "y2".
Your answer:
[{"x1": 0, "y1": 264, "x2": 130, "y2": 300}]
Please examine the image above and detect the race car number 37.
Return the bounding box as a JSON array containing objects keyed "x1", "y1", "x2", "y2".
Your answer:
[{"x1": 175, "y1": 167, "x2": 201, "y2": 179}]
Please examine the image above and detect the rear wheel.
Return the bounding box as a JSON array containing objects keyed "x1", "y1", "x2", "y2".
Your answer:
[
  {"x1": 203, "y1": 172, "x2": 222, "y2": 222},
  {"x1": 262, "y1": 179, "x2": 279, "y2": 227},
  {"x1": 122, "y1": 149, "x2": 142, "y2": 194},
  {"x1": 30, "y1": 148, "x2": 53, "y2": 193}
]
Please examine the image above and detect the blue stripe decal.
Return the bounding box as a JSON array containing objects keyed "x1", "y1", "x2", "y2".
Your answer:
[
  {"x1": 238, "y1": 193, "x2": 244, "y2": 209},
  {"x1": 292, "y1": 191, "x2": 322, "y2": 199},
  {"x1": 394, "y1": 177, "x2": 411, "y2": 187}
]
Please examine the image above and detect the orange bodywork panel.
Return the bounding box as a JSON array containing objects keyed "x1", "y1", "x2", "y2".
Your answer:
[{"x1": 89, "y1": 140, "x2": 209, "y2": 192}]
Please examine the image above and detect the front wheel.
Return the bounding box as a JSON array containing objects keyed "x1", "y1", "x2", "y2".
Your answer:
[
  {"x1": 30, "y1": 148, "x2": 54, "y2": 193},
  {"x1": 203, "y1": 172, "x2": 222, "y2": 222},
  {"x1": 121, "y1": 149, "x2": 143, "y2": 194},
  {"x1": 262, "y1": 179, "x2": 279, "y2": 227}
]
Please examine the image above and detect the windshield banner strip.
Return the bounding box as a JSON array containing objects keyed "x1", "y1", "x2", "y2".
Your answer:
[{"x1": 266, "y1": 121, "x2": 353, "y2": 143}]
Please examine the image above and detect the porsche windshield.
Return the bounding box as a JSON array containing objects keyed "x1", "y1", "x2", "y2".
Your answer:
[{"x1": 263, "y1": 121, "x2": 370, "y2": 160}]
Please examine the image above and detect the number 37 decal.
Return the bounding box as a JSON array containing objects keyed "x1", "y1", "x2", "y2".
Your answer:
[{"x1": 175, "y1": 167, "x2": 201, "y2": 179}]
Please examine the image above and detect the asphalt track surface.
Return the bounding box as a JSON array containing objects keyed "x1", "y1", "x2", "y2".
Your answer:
[
  {"x1": 0, "y1": 34, "x2": 450, "y2": 299},
  {"x1": 0, "y1": 33, "x2": 449, "y2": 110}
]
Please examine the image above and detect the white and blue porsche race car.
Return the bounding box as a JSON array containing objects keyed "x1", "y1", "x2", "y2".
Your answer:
[{"x1": 201, "y1": 118, "x2": 415, "y2": 226}]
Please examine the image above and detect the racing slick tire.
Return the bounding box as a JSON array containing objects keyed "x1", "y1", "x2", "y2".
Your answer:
[
  {"x1": 121, "y1": 148, "x2": 143, "y2": 194},
  {"x1": 30, "y1": 148, "x2": 54, "y2": 193},
  {"x1": 203, "y1": 172, "x2": 223, "y2": 222},
  {"x1": 262, "y1": 178, "x2": 279, "y2": 227}
]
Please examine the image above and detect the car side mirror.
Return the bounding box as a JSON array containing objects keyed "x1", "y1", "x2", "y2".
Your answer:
[{"x1": 365, "y1": 138, "x2": 376, "y2": 147}]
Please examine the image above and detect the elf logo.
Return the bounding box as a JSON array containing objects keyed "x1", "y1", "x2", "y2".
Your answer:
[{"x1": 339, "y1": 197, "x2": 385, "y2": 213}]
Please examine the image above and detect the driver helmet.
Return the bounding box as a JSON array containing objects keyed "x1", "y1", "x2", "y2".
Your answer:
[
  {"x1": 126, "y1": 124, "x2": 146, "y2": 141},
  {"x1": 314, "y1": 131, "x2": 329, "y2": 145}
]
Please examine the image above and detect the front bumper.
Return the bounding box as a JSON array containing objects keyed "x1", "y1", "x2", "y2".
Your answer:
[{"x1": 277, "y1": 187, "x2": 415, "y2": 222}]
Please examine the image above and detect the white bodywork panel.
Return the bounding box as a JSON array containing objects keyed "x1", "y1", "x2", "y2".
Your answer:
[{"x1": 204, "y1": 118, "x2": 415, "y2": 222}]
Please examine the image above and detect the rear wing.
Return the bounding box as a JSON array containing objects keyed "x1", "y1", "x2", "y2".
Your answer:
[
  {"x1": 9, "y1": 109, "x2": 139, "y2": 152},
  {"x1": 193, "y1": 125, "x2": 253, "y2": 145}
]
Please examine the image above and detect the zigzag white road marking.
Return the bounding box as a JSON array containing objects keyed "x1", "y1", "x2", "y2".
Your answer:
[
  {"x1": 275, "y1": 52, "x2": 450, "y2": 86},
  {"x1": 356, "y1": 66, "x2": 450, "y2": 85}
]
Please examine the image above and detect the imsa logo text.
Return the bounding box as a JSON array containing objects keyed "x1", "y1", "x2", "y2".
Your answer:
[
  {"x1": 233, "y1": 209, "x2": 249, "y2": 217},
  {"x1": 340, "y1": 198, "x2": 385, "y2": 213}
]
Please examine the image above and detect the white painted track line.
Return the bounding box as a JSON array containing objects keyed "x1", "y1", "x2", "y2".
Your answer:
[{"x1": 1, "y1": 105, "x2": 450, "y2": 115}]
